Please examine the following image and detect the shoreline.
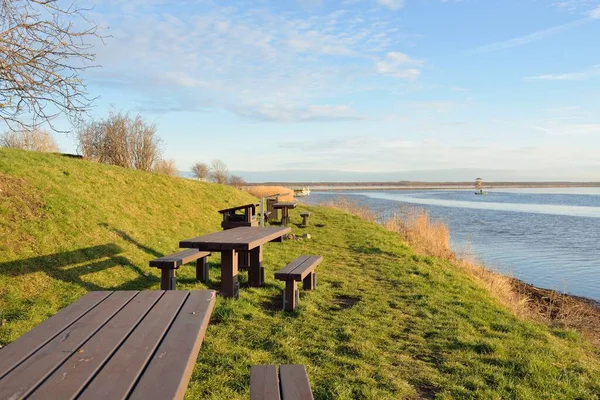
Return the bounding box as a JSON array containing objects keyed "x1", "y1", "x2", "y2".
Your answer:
[{"x1": 248, "y1": 182, "x2": 600, "y2": 191}]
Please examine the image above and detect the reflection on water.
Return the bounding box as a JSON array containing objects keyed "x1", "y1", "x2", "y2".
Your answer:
[{"x1": 306, "y1": 188, "x2": 600, "y2": 301}]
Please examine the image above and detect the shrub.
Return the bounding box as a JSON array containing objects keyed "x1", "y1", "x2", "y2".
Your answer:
[
  {"x1": 154, "y1": 159, "x2": 178, "y2": 176},
  {"x1": 0, "y1": 128, "x2": 58, "y2": 152}
]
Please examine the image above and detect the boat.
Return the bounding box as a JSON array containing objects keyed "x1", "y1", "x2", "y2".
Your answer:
[
  {"x1": 293, "y1": 187, "x2": 311, "y2": 197},
  {"x1": 475, "y1": 189, "x2": 488, "y2": 195},
  {"x1": 474, "y1": 178, "x2": 488, "y2": 195}
]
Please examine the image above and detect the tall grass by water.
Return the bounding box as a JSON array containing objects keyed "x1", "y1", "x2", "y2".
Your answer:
[
  {"x1": 324, "y1": 198, "x2": 600, "y2": 347},
  {"x1": 245, "y1": 185, "x2": 295, "y2": 201}
]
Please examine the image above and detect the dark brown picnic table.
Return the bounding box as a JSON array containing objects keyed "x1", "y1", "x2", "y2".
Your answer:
[
  {"x1": 273, "y1": 202, "x2": 298, "y2": 225},
  {"x1": 180, "y1": 226, "x2": 291, "y2": 298},
  {"x1": 0, "y1": 290, "x2": 215, "y2": 400}
]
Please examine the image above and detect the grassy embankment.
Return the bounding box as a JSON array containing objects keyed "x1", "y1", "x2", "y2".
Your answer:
[{"x1": 1, "y1": 148, "x2": 599, "y2": 399}]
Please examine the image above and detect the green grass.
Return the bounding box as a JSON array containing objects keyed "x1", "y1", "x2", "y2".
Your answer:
[{"x1": 1, "y1": 147, "x2": 599, "y2": 399}]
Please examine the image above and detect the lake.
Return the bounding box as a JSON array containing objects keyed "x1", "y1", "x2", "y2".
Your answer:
[{"x1": 305, "y1": 188, "x2": 600, "y2": 301}]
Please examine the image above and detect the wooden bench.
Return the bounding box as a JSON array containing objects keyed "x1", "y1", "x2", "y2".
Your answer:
[
  {"x1": 218, "y1": 203, "x2": 259, "y2": 230},
  {"x1": 250, "y1": 365, "x2": 314, "y2": 400},
  {"x1": 300, "y1": 212, "x2": 310, "y2": 226},
  {"x1": 150, "y1": 248, "x2": 211, "y2": 290},
  {"x1": 275, "y1": 255, "x2": 322, "y2": 311},
  {"x1": 0, "y1": 290, "x2": 216, "y2": 400}
]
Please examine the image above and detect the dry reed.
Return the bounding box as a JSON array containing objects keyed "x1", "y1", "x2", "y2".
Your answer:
[
  {"x1": 324, "y1": 198, "x2": 600, "y2": 347},
  {"x1": 246, "y1": 185, "x2": 295, "y2": 201}
]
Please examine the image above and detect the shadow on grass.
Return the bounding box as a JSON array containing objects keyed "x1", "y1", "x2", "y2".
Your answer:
[
  {"x1": 0, "y1": 243, "x2": 157, "y2": 291},
  {"x1": 99, "y1": 223, "x2": 164, "y2": 258}
]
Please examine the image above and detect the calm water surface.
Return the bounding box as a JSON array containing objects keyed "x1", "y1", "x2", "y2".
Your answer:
[{"x1": 305, "y1": 188, "x2": 600, "y2": 301}]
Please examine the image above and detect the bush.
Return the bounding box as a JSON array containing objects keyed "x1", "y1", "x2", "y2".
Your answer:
[
  {"x1": 76, "y1": 111, "x2": 162, "y2": 171},
  {"x1": 0, "y1": 128, "x2": 58, "y2": 152},
  {"x1": 210, "y1": 160, "x2": 229, "y2": 184},
  {"x1": 191, "y1": 162, "x2": 210, "y2": 180},
  {"x1": 154, "y1": 159, "x2": 178, "y2": 176}
]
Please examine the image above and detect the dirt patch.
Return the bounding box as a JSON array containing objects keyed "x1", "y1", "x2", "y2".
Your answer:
[
  {"x1": 512, "y1": 279, "x2": 600, "y2": 347},
  {"x1": 0, "y1": 175, "x2": 44, "y2": 221},
  {"x1": 331, "y1": 295, "x2": 361, "y2": 310}
]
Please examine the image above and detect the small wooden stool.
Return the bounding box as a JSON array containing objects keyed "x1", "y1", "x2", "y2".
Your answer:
[{"x1": 300, "y1": 212, "x2": 310, "y2": 226}]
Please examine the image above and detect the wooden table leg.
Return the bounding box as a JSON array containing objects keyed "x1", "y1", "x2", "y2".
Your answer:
[
  {"x1": 196, "y1": 257, "x2": 209, "y2": 283},
  {"x1": 284, "y1": 280, "x2": 298, "y2": 311},
  {"x1": 281, "y1": 208, "x2": 289, "y2": 225},
  {"x1": 248, "y1": 246, "x2": 264, "y2": 287},
  {"x1": 221, "y1": 250, "x2": 239, "y2": 299},
  {"x1": 160, "y1": 268, "x2": 176, "y2": 290}
]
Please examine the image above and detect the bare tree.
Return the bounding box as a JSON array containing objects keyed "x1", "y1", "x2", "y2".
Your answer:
[
  {"x1": 210, "y1": 159, "x2": 228, "y2": 184},
  {"x1": 191, "y1": 162, "x2": 210, "y2": 181},
  {"x1": 228, "y1": 175, "x2": 246, "y2": 189},
  {"x1": 1, "y1": 0, "x2": 102, "y2": 132},
  {"x1": 76, "y1": 111, "x2": 162, "y2": 171},
  {"x1": 0, "y1": 127, "x2": 58, "y2": 151},
  {"x1": 154, "y1": 159, "x2": 178, "y2": 176}
]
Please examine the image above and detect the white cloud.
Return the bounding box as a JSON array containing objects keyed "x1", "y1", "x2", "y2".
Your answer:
[
  {"x1": 474, "y1": 18, "x2": 591, "y2": 52},
  {"x1": 376, "y1": 52, "x2": 423, "y2": 79},
  {"x1": 526, "y1": 64, "x2": 600, "y2": 81},
  {"x1": 377, "y1": 0, "x2": 406, "y2": 10},
  {"x1": 230, "y1": 104, "x2": 364, "y2": 122},
  {"x1": 589, "y1": 6, "x2": 600, "y2": 18}
]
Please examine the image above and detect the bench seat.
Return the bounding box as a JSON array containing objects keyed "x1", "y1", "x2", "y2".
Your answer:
[
  {"x1": 275, "y1": 255, "x2": 322, "y2": 311},
  {"x1": 250, "y1": 365, "x2": 314, "y2": 400},
  {"x1": 150, "y1": 249, "x2": 211, "y2": 290}
]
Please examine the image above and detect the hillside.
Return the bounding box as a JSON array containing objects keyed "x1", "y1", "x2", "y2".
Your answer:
[{"x1": 1, "y1": 148, "x2": 600, "y2": 399}]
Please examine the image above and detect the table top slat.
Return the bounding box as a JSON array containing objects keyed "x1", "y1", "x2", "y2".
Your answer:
[
  {"x1": 250, "y1": 365, "x2": 281, "y2": 400},
  {"x1": 279, "y1": 365, "x2": 314, "y2": 400},
  {"x1": 77, "y1": 291, "x2": 189, "y2": 400},
  {"x1": 0, "y1": 291, "x2": 138, "y2": 400},
  {"x1": 28, "y1": 291, "x2": 164, "y2": 400},
  {"x1": 180, "y1": 227, "x2": 290, "y2": 251},
  {"x1": 0, "y1": 291, "x2": 111, "y2": 380},
  {"x1": 128, "y1": 290, "x2": 216, "y2": 400}
]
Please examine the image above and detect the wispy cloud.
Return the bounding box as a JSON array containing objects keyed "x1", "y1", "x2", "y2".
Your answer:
[
  {"x1": 589, "y1": 6, "x2": 600, "y2": 18},
  {"x1": 473, "y1": 17, "x2": 593, "y2": 52},
  {"x1": 525, "y1": 64, "x2": 600, "y2": 81},
  {"x1": 376, "y1": 52, "x2": 423, "y2": 79},
  {"x1": 377, "y1": 0, "x2": 406, "y2": 10},
  {"x1": 229, "y1": 104, "x2": 365, "y2": 122}
]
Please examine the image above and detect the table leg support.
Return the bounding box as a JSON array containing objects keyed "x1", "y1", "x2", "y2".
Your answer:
[
  {"x1": 303, "y1": 272, "x2": 315, "y2": 290},
  {"x1": 221, "y1": 250, "x2": 239, "y2": 299},
  {"x1": 248, "y1": 246, "x2": 264, "y2": 287}
]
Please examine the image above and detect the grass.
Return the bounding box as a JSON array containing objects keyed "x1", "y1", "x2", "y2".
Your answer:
[{"x1": 1, "y1": 148, "x2": 600, "y2": 399}]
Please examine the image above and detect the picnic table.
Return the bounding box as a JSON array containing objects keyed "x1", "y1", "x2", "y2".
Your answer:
[
  {"x1": 273, "y1": 202, "x2": 298, "y2": 225},
  {"x1": 180, "y1": 226, "x2": 291, "y2": 298},
  {"x1": 218, "y1": 203, "x2": 259, "y2": 230},
  {"x1": 0, "y1": 290, "x2": 215, "y2": 400}
]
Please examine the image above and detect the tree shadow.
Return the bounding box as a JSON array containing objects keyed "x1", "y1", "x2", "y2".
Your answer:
[
  {"x1": 0, "y1": 243, "x2": 157, "y2": 292},
  {"x1": 99, "y1": 223, "x2": 164, "y2": 258}
]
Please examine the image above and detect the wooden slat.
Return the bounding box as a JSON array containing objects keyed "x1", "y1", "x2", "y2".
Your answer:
[
  {"x1": 274, "y1": 256, "x2": 312, "y2": 280},
  {"x1": 128, "y1": 290, "x2": 216, "y2": 400},
  {"x1": 0, "y1": 291, "x2": 137, "y2": 400},
  {"x1": 0, "y1": 291, "x2": 111, "y2": 380},
  {"x1": 29, "y1": 291, "x2": 164, "y2": 400},
  {"x1": 273, "y1": 202, "x2": 298, "y2": 208},
  {"x1": 77, "y1": 291, "x2": 189, "y2": 400},
  {"x1": 279, "y1": 365, "x2": 314, "y2": 400},
  {"x1": 181, "y1": 227, "x2": 290, "y2": 252},
  {"x1": 149, "y1": 249, "x2": 210, "y2": 269},
  {"x1": 220, "y1": 228, "x2": 284, "y2": 251},
  {"x1": 250, "y1": 365, "x2": 281, "y2": 400},
  {"x1": 287, "y1": 256, "x2": 323, "y2": 281},
  {"x1": 218, "y1": 203, "x2": 258, "y2": 214},
  {"x1": 243, "y1": 227, "x2": 291, "y2": 251}
]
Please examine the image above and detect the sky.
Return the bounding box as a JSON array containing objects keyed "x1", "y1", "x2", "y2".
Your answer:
[{"x1": 51, "y1": 0, "x2": 600, "y2": 181}]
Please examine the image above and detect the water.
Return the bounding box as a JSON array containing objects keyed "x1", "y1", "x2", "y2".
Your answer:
[{"x1": 305, "y1": 188, "x2": 600, "y2": 301}]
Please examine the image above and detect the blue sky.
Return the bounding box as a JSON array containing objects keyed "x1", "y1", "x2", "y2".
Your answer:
[{"x1": 54, "y1": 0, "x2": 600, "y2": 181}]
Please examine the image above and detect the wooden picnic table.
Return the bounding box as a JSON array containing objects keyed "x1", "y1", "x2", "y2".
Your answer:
[
  {"x1": 180, "y1": 226, "x2": 291, "y2": 298},
  {"x1": 273, "y1": 202, "x2": 298, "y2": 225},
  {"x1": 0, "y1": 290, "x2": 215, "y2": 400}
]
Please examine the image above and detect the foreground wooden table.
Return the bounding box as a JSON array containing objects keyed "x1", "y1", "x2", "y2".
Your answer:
[
  {"x1": 0, "y1": 290, "x2": 216, "y2": 400},
  {"x1": 180, "y1": 226, "x2": 291, "y2": 298}
]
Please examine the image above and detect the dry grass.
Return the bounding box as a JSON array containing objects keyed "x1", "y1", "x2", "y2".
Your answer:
[
  {"x1": 246, "y1": 185, "x2": 295, "y2": 201},
  {"x1": 325, "y1": 198, "x2": 600, "y2": 347}
]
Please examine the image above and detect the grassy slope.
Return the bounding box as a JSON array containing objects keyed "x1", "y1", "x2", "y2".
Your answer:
[{"x1": 1, "y1": 148, "x2": 599, "y2": 399}]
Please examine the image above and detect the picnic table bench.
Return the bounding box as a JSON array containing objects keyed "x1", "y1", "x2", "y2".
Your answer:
[
  {"x1": 0, "y1": 290, "x2": 215, "y2": 400},
  {"x1": 218, "y1": 203, "x2": 259, "y2": 230},
  {"x1": 250, "y1": 365, "x2": 314, "y2": 400},
  {"x1": 180, "y1": 226, "x2": 291, "y2": 298},
  {"x1": 273, "y1": 202, "x2": 298, "y2": 225},
  {"x1": 149, "y1": 248, "x2": 211, "y2": 289},
  {"x1": 275, "y1": 255, "x2": 322, "y2": 311}
]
